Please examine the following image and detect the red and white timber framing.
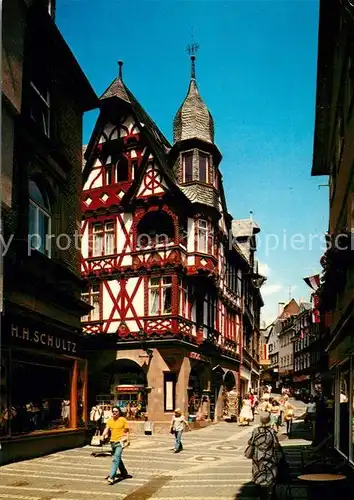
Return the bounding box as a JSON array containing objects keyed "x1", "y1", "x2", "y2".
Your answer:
[{"x1": 81, "y1": 114, "x2": 246, "y2": 360}]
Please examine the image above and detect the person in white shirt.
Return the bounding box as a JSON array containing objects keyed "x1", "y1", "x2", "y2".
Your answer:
[
  {"x1": 305, "y1": 396, "x2": 316, "y2": 427},
  {"x1": 340, "y1": 391, "x2": 348, "y2": 403},
  {"x1": 170, "y1": 408, "x2": 191, "y2": 453}
]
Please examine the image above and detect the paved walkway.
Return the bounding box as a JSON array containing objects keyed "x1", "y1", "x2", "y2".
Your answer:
[{"x1": 0, "y1": 402, "x2": 311, "y2": 500}]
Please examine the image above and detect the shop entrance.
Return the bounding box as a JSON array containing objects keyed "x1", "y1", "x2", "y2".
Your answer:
[
  {"x1": 98, "y1": 359, "x2": 148, "y2": 420},
  {"x1": 222, "y1": 371, "x2": 238, "y2": 419},
  {"x1": 187, "y1": 362, "x2": 211, "y2": 420}
]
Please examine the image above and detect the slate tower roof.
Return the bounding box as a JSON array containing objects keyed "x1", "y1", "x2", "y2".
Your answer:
[{"x1": 173, "y1": 55, "x2": 214, "y2": 144}]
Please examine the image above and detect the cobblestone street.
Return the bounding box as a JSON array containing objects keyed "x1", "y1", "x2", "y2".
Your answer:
[{"x1": 0, "y1": 405, "x2": 311, "y2": 500}]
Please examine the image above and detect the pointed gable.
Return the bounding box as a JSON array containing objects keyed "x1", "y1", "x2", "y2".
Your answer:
[{"x1": 137, "y1": 162, "x2": 167, "y2": 198}]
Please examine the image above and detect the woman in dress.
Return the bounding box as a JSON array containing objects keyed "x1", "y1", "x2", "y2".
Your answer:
[
  {"x1": 270, "y1": 399, "x2": 280, "y2": 432},
  {"x1": 238, "y1": 394, "x2": 253, "y2": 425},
  {"x1": 245, "y1": 412, "x2": 284, "y2": 500},
  {"x1": 283, "y1": 396, "x2": 294, "y2": 436}
]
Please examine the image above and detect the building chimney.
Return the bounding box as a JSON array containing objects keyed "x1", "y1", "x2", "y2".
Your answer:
[{"x1": 278, "y1": 302, "x2": 285, "y2": 317}]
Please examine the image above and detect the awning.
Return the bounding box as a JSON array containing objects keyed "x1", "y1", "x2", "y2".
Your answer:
[{"x1": 240, "y1": 366, "x2": 251, "y2": 380}]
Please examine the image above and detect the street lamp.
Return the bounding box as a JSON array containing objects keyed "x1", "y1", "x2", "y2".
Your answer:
[{"x1": 138, "y1": 329, "x2": 153, "y2": 359}]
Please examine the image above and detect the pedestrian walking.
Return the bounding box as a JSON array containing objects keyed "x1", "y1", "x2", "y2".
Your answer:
[
  {"x1": 239, "y1": 394, "x2": 253, "y2": 425},
  {"x1": 100, "y1": 406, "x2": 130, "y2": 485},
  {"x1": 170, "y1": 408, "x2": 191, "y2": 453},
  {"x1": 249, "y1": 391, "x2": 256, "y2": 420},
  {"x1": 244, "y1": 412, "x2": 285, "y2": 500},
  {"x1": 259, "y1": 396, "x2": 272, "y2": 413},
  {"x1": 278, "y1": 394, "x2": 285, "y2": 426},
  {"x1": 270, "y1": 399, "x2": 280, "y2": 432},
  {"x1": 283, "y1": 397, "x2": 294, "y2": 436},
  {"x1": 304, "y1": 396, "x2": 316, "y2": 427}
]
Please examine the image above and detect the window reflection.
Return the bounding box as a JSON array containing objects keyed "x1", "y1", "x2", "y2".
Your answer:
[
  {"x1": 339, "y1": 361, "x2": 350, "y2": 457},
  {"x1": 352, "y1": 358, "x2": 354, "y2": 460}
]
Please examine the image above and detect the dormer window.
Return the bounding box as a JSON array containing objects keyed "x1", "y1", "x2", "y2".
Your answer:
[
  {"x1": 199, "y1": 152, "x2": 209, "y2": 183},
  {"x1": 182, "y1": 152, "x2": 193, "y2": 182}
]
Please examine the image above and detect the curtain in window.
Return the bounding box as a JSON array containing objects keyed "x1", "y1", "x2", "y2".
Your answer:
[
  {"x1": 91, "y1": 293, "x2": 100, "y2": 321},
  {"x1": 105, "y1": 224, "x2": 114, "y2": 254},
  {"x1": 198, "y1": 221, "x2": 208, "y2": 253},
  {"x1": 162, "y1": 285, "x2": 172, "y2": 314},
  {"x1": 93, "y1": 230, "x2": 103, "y2": 256},
  {"x1": 149, "y1": 278, "x2": 159, "y2": 315},
  {"x1": 81, "y1": 293, "x2": 90, "y2": 322}
]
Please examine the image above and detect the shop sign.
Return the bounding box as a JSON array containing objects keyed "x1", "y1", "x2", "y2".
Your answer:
[
  {"x1": 11, "y1": 324, "x2": 77, "y2": 354},
  {"x1": 293, "y1": 375, "x2": 310, "y2": 382},
  {"x1": 328, "y1": 335, "x2": 354, "y2": 367},
  {"x1": 188, "y1": 352, "x2": 211, "y2": 364},
  {"x1": 240, "y1": 366, "x2": 251, "y2": 380},
  {"x1": 115, "y1": 385, "x2": 144, "y2": 393}
]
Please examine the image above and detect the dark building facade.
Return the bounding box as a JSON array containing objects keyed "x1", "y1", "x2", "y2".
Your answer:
[
  {"x1": 0, "y1": 0, "x2": 97, "y2": 464},
  {"x1": 312, "y1": 0, "x2": 354, "y2": 465}
]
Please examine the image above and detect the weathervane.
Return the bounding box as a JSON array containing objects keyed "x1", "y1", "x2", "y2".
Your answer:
[
  {"x1": 187, "y1": 28, "x2": 199, "y2": 79},
  {"x1": 187, "y1": 42, "x2": 200, "y2": 56}
]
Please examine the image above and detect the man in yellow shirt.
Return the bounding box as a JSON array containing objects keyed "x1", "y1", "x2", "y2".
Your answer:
[{"x1": 101, "y1": 406, "x2": 130, "y2": 485}]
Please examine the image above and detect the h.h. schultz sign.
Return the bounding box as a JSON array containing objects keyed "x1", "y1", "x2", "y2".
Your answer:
[{"x1": 11, "y1": 324, "x2": 78, "y2": 354}]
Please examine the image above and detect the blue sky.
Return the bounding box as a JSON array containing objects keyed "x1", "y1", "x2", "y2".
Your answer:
[{"x1": 57, "y1": 0, "x2": 328, "y2": 325}]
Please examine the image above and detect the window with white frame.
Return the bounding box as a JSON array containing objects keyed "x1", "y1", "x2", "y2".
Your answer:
[
  {"x1": 81, "y1": 284, "x2": 100, "y2": 322},
  {"x1": 149, "y1": 276, "x2": 172, "y2": 315},
  {"x1": 28, "y1": 180, "x2": 51, "y2": 257},
  {"x1": 197, "y1": 219, "x2": 208, "y2": 253},
  {"x1": 29, "y1": 81, "x2": 50, "y2": 137},
  {"x1": 92, "y1": 221, "x2": 115, "y2": 256}
]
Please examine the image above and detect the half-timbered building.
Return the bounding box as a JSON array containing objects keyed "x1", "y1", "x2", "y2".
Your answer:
[{"x1": 81, "y1": 56, "x2": 264, "y2": 427}]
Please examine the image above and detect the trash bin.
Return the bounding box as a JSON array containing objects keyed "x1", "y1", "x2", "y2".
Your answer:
[{"x1": 144, "y1": 420, "x2": 154, "y2": 435}]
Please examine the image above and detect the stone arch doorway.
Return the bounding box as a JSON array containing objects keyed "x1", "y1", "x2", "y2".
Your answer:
[
  {"x1": 224, "y1": 370, "x2": 237, "y2": 391},
  {"x1": 187, "y1": 362, "x2": 211, "y2": 419},
  {"x1": 99, "y1": 359, "x2": 148, "y2": 420},
  {"x1": 222, "y1": 371, "x2": 239, "y2": 420}
]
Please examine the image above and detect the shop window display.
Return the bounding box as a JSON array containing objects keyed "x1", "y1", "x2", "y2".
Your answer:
[
  {"x1": 0, "y1": 352, "x2": 12, "y2": 437},
  {"x1": 9, "y1": 354, "x2": 72, "y2": 435},
  {"x1": 352, "y1": 358, "x2": 354, "y2": 461},
  {"x1": 338, "y1": 361, "x2": 350, "y2": 457},
  {"x1": 77, "y1": 361, "x2": 86, "y2": 428},
  {"x1": 116, "y1": 392, "x2": 146, "y2": 419},
  {"x1": 188, "y1": 368, "x2": 203, "y2": 417},
  {"x1": 111, "y1": 364, "x2": 147, "y2": 420}
]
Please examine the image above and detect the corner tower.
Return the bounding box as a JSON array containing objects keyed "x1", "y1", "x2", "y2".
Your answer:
[{"x1": 170, "y1": 53, "x2": 222, "y2": 210}]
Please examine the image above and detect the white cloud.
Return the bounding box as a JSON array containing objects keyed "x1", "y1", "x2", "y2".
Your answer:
[
  {"x1": 261, "y1": 283, "x2": 283, "y2": 297},
  {"x1": 258, "y1": 261, "x2": 270, "y2": 277}
]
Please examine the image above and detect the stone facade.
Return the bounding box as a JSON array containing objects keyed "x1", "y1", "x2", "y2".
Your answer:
[{"x1": 0, "y1": 0, "x2": 97, "y2": 464}]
